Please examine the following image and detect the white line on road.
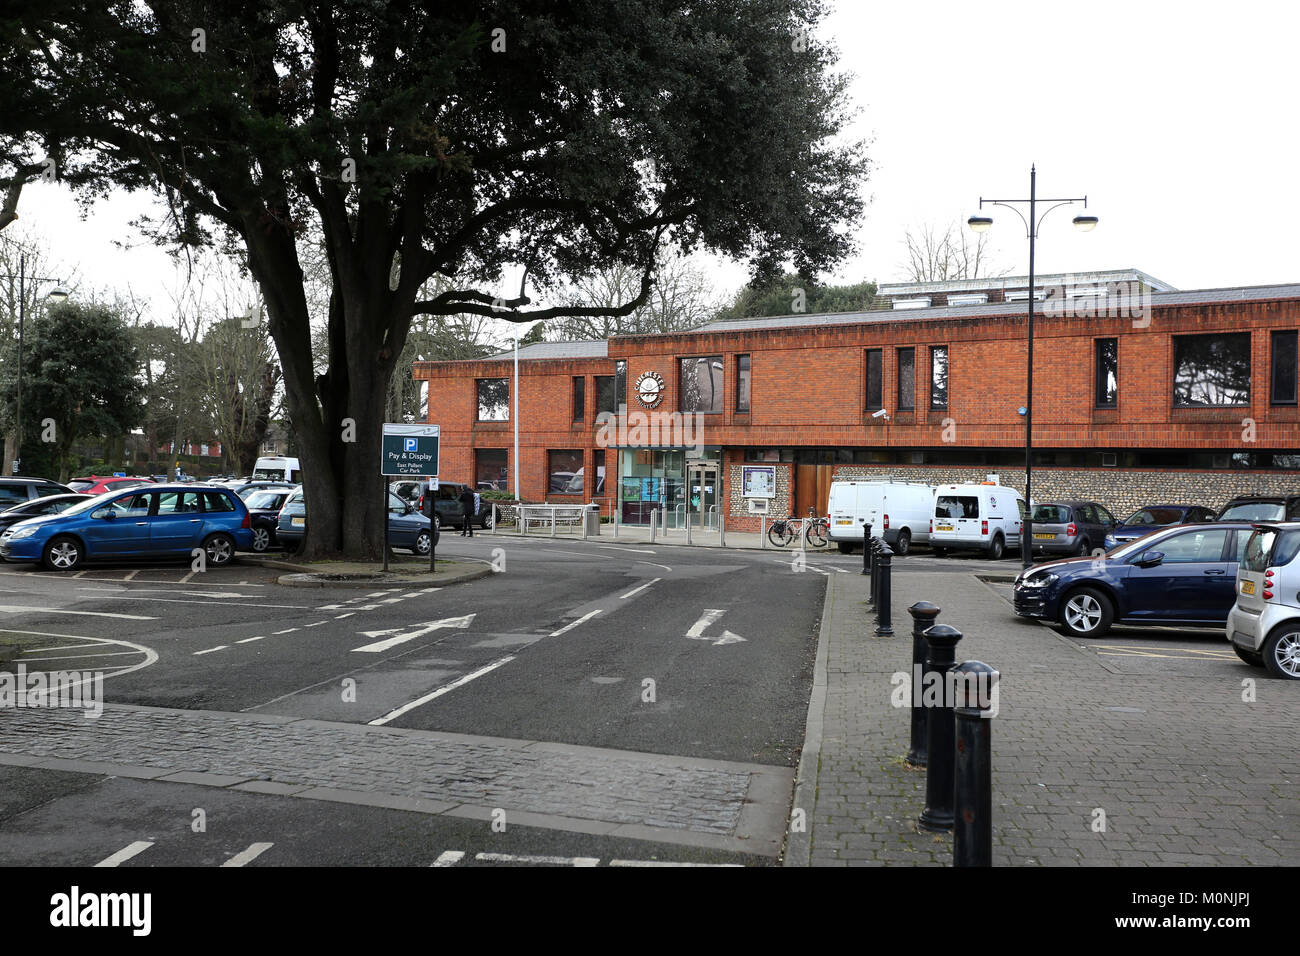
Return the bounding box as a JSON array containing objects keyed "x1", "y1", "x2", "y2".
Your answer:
[
  {"x1": 430, "y1": 850, "x2": 465, "y2": 867},
  {"x1": 334, "y1": 613, "x2": 354, "y2": 620},
  {"x1": 549, "y1": 609, "x2": 602, "y2": 637},
  {"x1": 11, "y1": 640, "x2": 113, "y2": 652},
  {"x1": 598, "y1": 545, "x2": 657, "y2": 554},
  {"x1": 221, "y1": 842, "x2": 274, "y2": 867},
  {"x1": 540, "y1": 548, "x2": 597, "y2": 558},
  {"x1": 18, "y1": 651, "x2": 142, "y2": 662},
  {"x1": 0, "y1": 605, "x2": 157, "y2": 621},
  {"x1": 95, "y1": 841, "x2": 154, "y2": 867},
  {"x1": 235, "y1": 636, "x2": 265, "y2": 644},
  {"x1": 368, "y1": 655, "x2": 515, "y2": 726},
  {"x1": 179, "y1": 571, "x2": 196, "y2": 584},
  {"x1": 78, "y1": 595, "x2": 312, "y2": 609},
  {"x1": 302, "y1": 621, "x2": 328, "y2": 628},
  {"x1": 352, "y1": 615, "x2": 475, "y2": 653},
  {"x1": 193, "y1": 645, "x2": 228, "y2": 656},
  {"x1": 619, "y1": 578, "x2": 661, "y2": 599},
  {"x1": 475, "y1": 853, "x2": 599, "y2": 866},
  {"x1": 273, "y1": 627, "x2": 299, "y2": 635},
  {"x1": 637, "y1": 561, "x2": 673, "y2": 572},
  {"x1": 123, "y1": 570, "x2": 138, "y2": 581}
]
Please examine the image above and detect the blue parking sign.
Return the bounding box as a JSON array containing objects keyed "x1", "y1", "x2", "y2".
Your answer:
[{"x1": 381, "y1": 423, "x2": 440, "y2": 477}]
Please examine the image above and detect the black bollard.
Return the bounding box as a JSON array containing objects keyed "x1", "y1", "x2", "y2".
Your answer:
[
  {"x1": 918, "y1": 623, "x2": 963, "y2": 831},
  {"x1": 953, "y1": 660, "x2": 998, "y2": 867},
  {"x1": 869, "y1": 536, "x2": 883, "y2": 605},
  {"x1": 905, "y1": 602, "x2": 941, "y2": 767},
  {"x1": 873, "y1": 541, "x2": 895, "y2": 637},
  {"x1": 861, "y1": 521, "x2": 872, "y2": 575}
]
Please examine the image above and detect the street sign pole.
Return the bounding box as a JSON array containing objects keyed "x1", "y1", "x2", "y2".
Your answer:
[
  {"x1": 381, "y1": 423, "x2": 440, "y2": 575},
  {"x1": 382, "y1": 477, "x2": 390, "y2": 572}
]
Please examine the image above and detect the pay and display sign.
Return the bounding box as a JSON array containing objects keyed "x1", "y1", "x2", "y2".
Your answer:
[{"x1": 381, "y1": 423, "x2": 439, "y2": 477}]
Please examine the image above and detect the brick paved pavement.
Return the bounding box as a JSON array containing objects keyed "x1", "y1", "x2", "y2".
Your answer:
[{"x1": 786, "y1": 568, "x2": 1300, "y2": 866}]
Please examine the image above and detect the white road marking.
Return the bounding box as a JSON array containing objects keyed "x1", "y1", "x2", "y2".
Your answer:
[
  {"x1": 334, "y1": 613, "x2": 354, "y2": 620},
  {"x1": 539, "y1": 548, "x2": 597, "y2": 558},
  {"x1": 179, "y1": 571, "x2": 196, "y2": 584},
  {"x1": 607, "y1": 860, "x2": 743, "y2": 867},
  {"x1": 123, "y1": 570, "x2": 138, "y2": 581},
  {"x1": 0, "y1": 632, "x2": 157, "y2": 685},
  {"x1": 81, "y1": 595, "x2": 312, "y2": 609},
  {"x1": 72, "y1": 571, "x2": 87, "y2": 579},
  {"x1": 351, "y1": 614, "x2": 476, "y2": 653},
  {"x1": 221, "y1": 842, "x2": 274, "y2": 867},
  {"x1": 95, "y1": 841, "x2": 154, "y2": 867},
  {"x1": 637, "y1": 561, "x2": 673, "y2": 572},
  {"x1": 431, "y1": 850, "x2": 465, "y2": 867},
  {"x1": 368, "y1": 655, "x2": 515, "y2": 725},
  {"x1": 380, "y1": 598, "x2": 405, "y2": 604},
  {"x1": 235, "y1": 636, "x2": 265, "y2": 644},
  {"x1": 12, "y1": 640, "x2": 114, "y2": 652},
  {"x1": 685, "y1": 609, "x2": 747, "y2": 645},
  {"x1": 0, "y1": 605, "x2": 156, "y2": 621},
  {"x1": 475, "y1": 852, "x2": 599, "y2": 867},
  {"x1": 302, "y1": 621, "x2": 328, "y2": 628},
  {"x1": 366, "y1": 591, "x2": 392, "y2": 598},
  {"x1": 598, "y1": 545, "x2": 657, "y2": 554},
  {"x1": 18, "y1": 651, "x2": 142, "y2": 662},
  {"x1": 78, "y1": 587, "x2": 256, "y2": 599},
  {"x1": 619, "y1": 578, "x2": 661, "y2": 599},
  {"x1": 273, "y1": 627, "x2": 299, "y2": 635},
  {"x1": 549, "y1": 609, "x2": 602, "y2": 637},
  {"x1": 193, "y1": 645, "x2": 228, "y2": 656}
]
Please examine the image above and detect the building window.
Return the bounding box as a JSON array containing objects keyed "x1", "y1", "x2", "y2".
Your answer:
[
  {"x1": 1095, "y1": 338, "x2": 1118, "y2": 407},
  {"x1": 477, "y1": 378, "x2": 509, "y2": 421},
  {"x1": 549, "y1": 450, "x2": 584, "y2": 494},
  {"x1": 865, "y1": 349, "x2": 882, "y2": 411},
  {"x1": 596, "y1": 361, "x2": 627, "y2": 415},
  {"x1": 1272, "y1": 330, "x2": 1297, "y2": 405},
  {"x1": 896, "y1": 348, "x2": 915, "y2": 411},
  {"x1": 680, "y1": 356, "x2": 723, "y2": 414},
  {"x1": 1173, "y1": 333, "x2": 1250, "y2": 407},
  {"x1": 930, "y1": 346, "x2": 948, "y2": 409},
  {"x1": 572, "y1": 376, "x2": 585, "y2": 422},
  {"x1": 592, "y1": 449, "x2": 606, "y2": 496},
  {"x1": 736, "y1": 354, "x2": 751, "y2": 413},
  {"x1": 475, "y1": 449, "x2": 508, "y2": 491}
]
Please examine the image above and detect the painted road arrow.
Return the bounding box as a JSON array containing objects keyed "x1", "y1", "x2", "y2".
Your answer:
[
  {"x1": 351, "y1": 614, "x2": 476, "y2": 653},
  {"x1": 685, "y1": 608, "x2": 747, "y2": 646}
]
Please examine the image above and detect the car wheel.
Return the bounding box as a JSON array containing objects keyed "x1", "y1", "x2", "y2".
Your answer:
[
  {"x1": 893, "y1": 530, "x2": 911, "y2": 556},
  {"x1": 250, "y1": 525, "x2": 271, "y2": 553},
  {"x1": 1261, "y1": 625, "x2": 1300, "y2": 680},
  {"x1": 837, "y1": 541, "x2": 854, "y2": 555},
  {"x1": 1232, "y1": 644, "x2": 1264, "y2": 668},
  {"x1": 1059, "y1": 586, "x2": 1113, "y2": 638},
  {"x1": 43, "y1": 535, "x2": 83, "y2": 572},
  {"x1": 987, "y1": 534, "x2": 1004, "y2": 560},
  {"x1": 482, "y1": 509, "x2": 494, "y2": 530},
  {"x1": 203, "y1": 533, "x2": 236, "y2": 567},
  {"x1": 1073, "y1": 537, "x2": 1090, "y2": 557},
  {"x1": 413, "y1": 530, "x2": 433, "y2": 555}
]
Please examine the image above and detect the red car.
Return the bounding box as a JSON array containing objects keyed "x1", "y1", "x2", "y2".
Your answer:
[{"x1": 67, "y1": 475, "x2": 156, "y2": 496}]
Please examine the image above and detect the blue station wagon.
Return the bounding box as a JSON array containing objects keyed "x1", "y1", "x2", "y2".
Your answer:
[{"x1": 0, "y1": 484, "x2": 253, "y2": 571}]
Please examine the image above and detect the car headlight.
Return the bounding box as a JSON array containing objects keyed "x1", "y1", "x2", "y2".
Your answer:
[
  {"x1": 1020, "y1": 572, "x2": 1058, "y2": 588},
  {"x1": 9, "y1": 527, "x2": 40, "y2": 540}
]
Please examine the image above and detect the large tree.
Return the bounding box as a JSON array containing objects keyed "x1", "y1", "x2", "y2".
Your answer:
[
  {"x1": 713, "y1": 272, "x2": 878, "y2": 320},
  {"x1": 1, "y1": 1, "x2": 868, "y2": 558}
]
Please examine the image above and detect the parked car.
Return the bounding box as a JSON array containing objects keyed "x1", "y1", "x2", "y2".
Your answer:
[
  {"x1": 0, "y1": 493, "x2": 94, "y2": 535},
  {"x1": 241, "y1": 488, "x2": 295, "y2": 552},
  {"x1": 390, "y1": 479, "x2": 424, "y2": 503},
  {"x1": 1028, "y1": 500, "x2": 1119, "y2": 557},
  {"x1": 1013, "y1": 521, "x2": 1254, "y2": 638},
  {"x1": 67, "y1": 475, "x2": 155, "y2": 496},
  {"x1": 276, "y1": 487, "x2": 439, "y2": 554},
  {"x1": 0, "y1": 476, "x2": 75, "y2": 509},
  {"x1": 1104, "y1": 504, "x2": 1218, "y2": 549},
  {"x1": 423, "y1": 481, "x2": 495, "y2": 530},
  {"x1": 0, "y1": 484, "x2": 253, "y2": 571},
  {"x1": 930, "y1": 483, "x2": 1025, "y2": 559},
  {"x1": 1216, "y1": 495, "x2": 1300, "y2": 523},
  {"x1": 252, "y1": 456, "x2": 302, "y2": 484},
  {"x1": 827, "y1": 479, "x2": 934, "y2": 555},
  {"x1": 1225, "y1": 522, "x2": 1300, "y2": 679},
  {"x1": 229, "y1": 480, "x2": 296, "y2": 499}
]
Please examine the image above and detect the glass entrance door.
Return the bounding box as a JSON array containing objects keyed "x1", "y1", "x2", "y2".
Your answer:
[{"x1": 687, "y1": 463, "x2": 719, "y2": 528}]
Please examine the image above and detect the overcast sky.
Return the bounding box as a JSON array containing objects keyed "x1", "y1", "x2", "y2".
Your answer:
[{"x1": 13, "y1": 0, "x2": 1300, "y2": 330}]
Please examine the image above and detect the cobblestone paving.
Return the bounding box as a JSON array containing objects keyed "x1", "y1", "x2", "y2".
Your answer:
[
  {"x1": 0, "y1": 708, "x2": 752, "y2": 835},
  {"x1": 798, "y1": 569, "x2": 1300, "y2": 866}
]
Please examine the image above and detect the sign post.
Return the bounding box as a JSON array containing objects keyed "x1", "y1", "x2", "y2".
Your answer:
[{"x1": 381, "y1": 424, "x2": 440, "y2": 573}]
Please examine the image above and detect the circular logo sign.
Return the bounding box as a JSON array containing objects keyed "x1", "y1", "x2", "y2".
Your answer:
[{"x1": 635, "y1": 371, "x2": 665, "y2": 408}]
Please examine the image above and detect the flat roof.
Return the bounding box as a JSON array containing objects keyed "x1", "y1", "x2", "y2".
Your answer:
[
  {"x1": 484, "y1": 340, "x2": 608, "y2": 361},
  {"x1": 878, "y1": 268, "x2": 1176, "y2": 296}
]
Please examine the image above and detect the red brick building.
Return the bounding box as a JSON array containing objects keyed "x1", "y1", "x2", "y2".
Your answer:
[{"x1": 414, "y1": 272, "x2": 1300, "y2": 531}]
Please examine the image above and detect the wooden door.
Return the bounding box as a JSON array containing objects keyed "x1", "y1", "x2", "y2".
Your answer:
[{"x1": 794, "y1": 464, "x2": 835, "y2": 518}]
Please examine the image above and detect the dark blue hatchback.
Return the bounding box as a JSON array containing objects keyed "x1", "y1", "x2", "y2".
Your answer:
[
  {"x1": 0, "y1": 484, "x2": 253, "y2": 571},
  {"x1": 1013, "y1": 521, "x2": 1254, "y2": 638}
]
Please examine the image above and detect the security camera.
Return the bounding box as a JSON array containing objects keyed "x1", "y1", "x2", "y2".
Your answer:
[{"x1": 871, "y1": 408, "x2": 889, "y2": 419}]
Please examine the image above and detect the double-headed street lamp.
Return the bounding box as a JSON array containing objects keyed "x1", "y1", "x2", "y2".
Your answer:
[
  {"x1": 0, "y1": 233, "x2": 69, "y2": 475},
  {"x1": 968, "y1": 165, "x2": 1097, "y2": 569}
]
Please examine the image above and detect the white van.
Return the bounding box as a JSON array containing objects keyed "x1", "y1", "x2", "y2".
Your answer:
[
  {"x1": 252, "y1": 456, "x2": 302, "y2": 484},
  {"x1": 931, "y1": 483, "x2": 1025, "y2": 559},
  {"x1": 827, "y1": 480, "x2": 935, "y2": 555}
]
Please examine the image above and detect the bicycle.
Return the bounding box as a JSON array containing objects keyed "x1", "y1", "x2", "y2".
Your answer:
[{"x1": 768, "y1": 509, "x2": 829, "y2": 548}]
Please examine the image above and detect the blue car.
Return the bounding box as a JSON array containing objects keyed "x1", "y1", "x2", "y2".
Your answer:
[
  {"x1": 1104, "y1": 504, "x2": 1218, "y2": 549},
  {"x1": 0, "y1": 484, "x2": 253, "y2": 571},
  {"x1": 1013, "y1": 521, "x2": 1254, "y2": 638}
]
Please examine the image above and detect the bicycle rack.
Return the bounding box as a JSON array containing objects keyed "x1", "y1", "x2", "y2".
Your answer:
[
  {"x1": 673, "y1": 503, "x2": 686, "y2": 532},
  {"x1": 705, "y1": 504, "x2": 717, "y2": 530}
]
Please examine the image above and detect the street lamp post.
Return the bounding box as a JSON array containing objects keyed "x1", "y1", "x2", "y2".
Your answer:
[
  {"x1": 0, "y1": 236, "x2": 68, "y2": 475},
  {"x1": 969, "y1": 166, "x2": 1096, "y2": 569}
]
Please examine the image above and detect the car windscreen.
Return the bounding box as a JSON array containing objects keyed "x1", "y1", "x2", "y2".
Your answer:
[
  {"x1": 67, "y1": 480, "x2": 94, "y2": 492},
  {"x1": 1122, "y1": 507, "x2": 1184, "y2": 526},
  {"x1": 1219, "y1": 501, "x2": 1285, "y2": 522},
  {"x1": 245, "y1": 491, "x2": 286, "y2": 510},
  {"x1": 1242, "y1": 528, "x2": 1300, "y2": 572},
  {"x1": 936, "y1": 495, "x2": 979, "y2": 519},
  {"x1": 252, "y1": 468, "x2": 282, "y2": 481},
  {"x1": 1031, "y1": 505, "x2": 1070, "y2": 523}
]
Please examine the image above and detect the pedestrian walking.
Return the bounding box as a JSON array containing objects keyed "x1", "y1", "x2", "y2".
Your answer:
[{"x1": 458, "y1": 487, "x2": 476, "y2": 537}]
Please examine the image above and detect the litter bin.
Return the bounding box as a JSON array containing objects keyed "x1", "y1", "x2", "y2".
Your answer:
[{"x1": 584, "y1": 504, "x2": 601, "y2": 536}]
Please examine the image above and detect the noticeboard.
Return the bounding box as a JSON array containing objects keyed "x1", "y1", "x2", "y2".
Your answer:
[{"x1": 381, "y1": 423, "x2": 440, "y2": 477}]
